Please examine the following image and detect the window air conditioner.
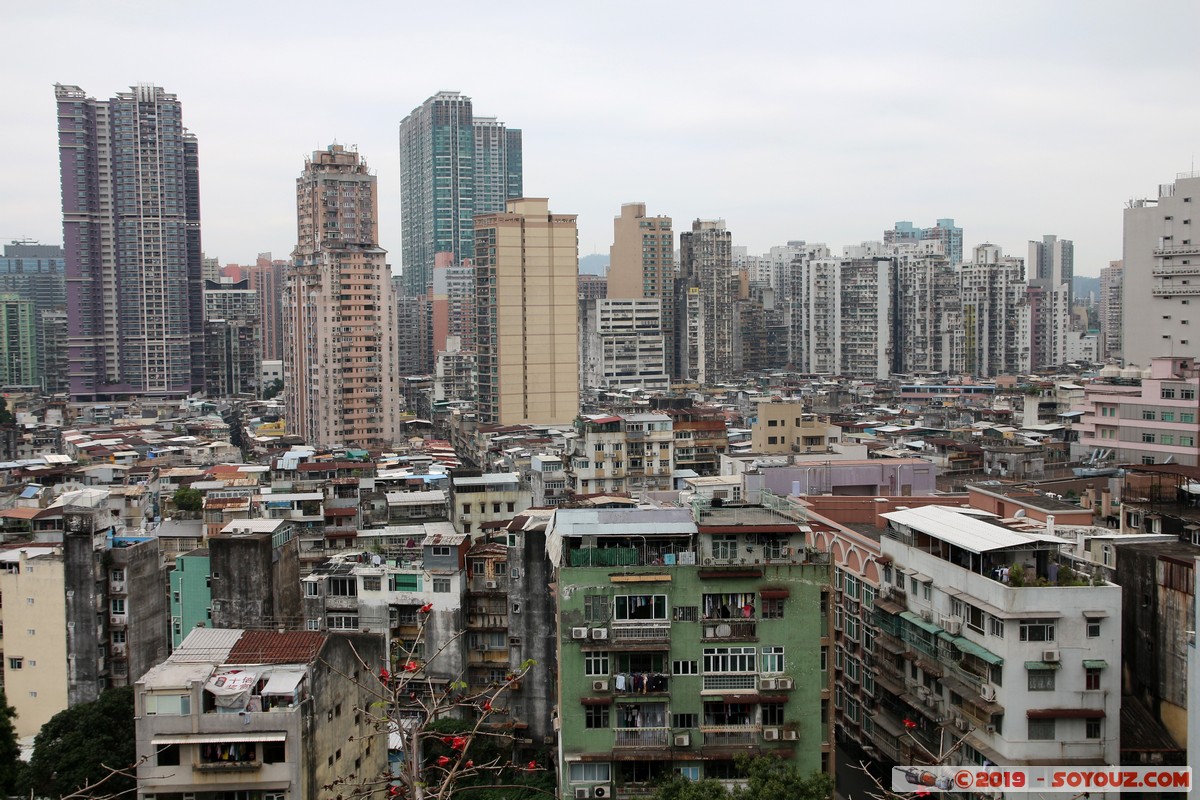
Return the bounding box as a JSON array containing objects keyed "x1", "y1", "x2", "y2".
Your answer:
[
  {"x1": 571, "y1": 627, "x2": 589, "y2": 639},
  {"x1": 591, "y1": 679, "x2": 609, "y2": 692}
]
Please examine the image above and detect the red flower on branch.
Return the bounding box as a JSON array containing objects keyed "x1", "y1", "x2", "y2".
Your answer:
[
  {"x1": 466, "y1": 760, "x2": 474, "y2": 768},
  {"x1": 903, "y1": 718, "x2": 917, "y2": 730},
  {"x1": 404, "y1": 661, "x2": 419, "y2": 672},
  {"x1": 452, "y1": 737, "x2": 467, "y2": 750},
  {"x1": 436, "y1": 756, "x2": 451, "y2": 766},
  {"x1": 526, "y1": 761, "x2": 537, "y2": 771},
  {"x1": 419, "y1": 603, "x2": 434, "y2": 613}
]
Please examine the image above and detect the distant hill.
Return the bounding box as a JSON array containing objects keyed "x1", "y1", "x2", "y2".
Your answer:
[
  {"x1": 1074, "y1": 275, "x2": 1101, "y2": 300},
  {"x1": 579, "y1": 254, "x2": 609, "y2": 276}
]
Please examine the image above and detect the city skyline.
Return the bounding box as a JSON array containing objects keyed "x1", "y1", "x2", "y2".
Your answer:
[{"x1": 4, "y1": 2, "x2": 1200, "y2": 277}]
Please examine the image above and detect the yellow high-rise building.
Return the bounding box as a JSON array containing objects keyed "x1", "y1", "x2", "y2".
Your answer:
[{"x1": 474, "y1": 198, "x2": 578, "y2": 425}]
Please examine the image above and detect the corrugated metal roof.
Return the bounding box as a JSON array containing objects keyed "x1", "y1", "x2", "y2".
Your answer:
[
  {"x1": 552, "y1": 507, "x2": 696, "y2": 537},
  {"x1": 228, "y1": 630, "x2": 326, "y2": 665},
  {"x1": 881, "y1": 506, "x2": 1058, "y2": 554},
  {"x1": 170, "y1": 628, "x2": 243, "y2": 662}
]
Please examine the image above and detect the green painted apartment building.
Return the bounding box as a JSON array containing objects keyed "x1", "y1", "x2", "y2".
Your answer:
[
  {"x1": 549, "y1": 504, "x2": 833, "y2": 797},
  {"x1": 169, "y1": 548, "x2": 211, "y2": 648}
]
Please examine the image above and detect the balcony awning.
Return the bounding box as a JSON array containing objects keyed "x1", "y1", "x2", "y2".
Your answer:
[
  {"x1": 1025, "y1": 660, "x2": 1061, "y2": 671},
  {"x1": 899, "y1": 611, "x2": 940, "y2": 635},
  {"x1": 952, "y1": 636, "x2": 1004, "y2": 666},
  {"x1": 873, "y1": 598, "x2": 904, "y2": 616},
  {"x1": 759, "y1": 588, "x2": 790, "y2": 600},
  {"x1": 152, "y1": 732, "x2": 287, "y2": 745},
  {"x1": 1027, "y1": 708, "x2": 1105, "y2": 720},
  {"x1": 1082, "y1": 659, "x2": 1109, "y2": 670}
]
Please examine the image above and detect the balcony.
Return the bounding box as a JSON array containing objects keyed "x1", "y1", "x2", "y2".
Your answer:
[
  {"x1": 611, "y1": 624, "x2": 671, "y2": 644},
  {"x1": 701, "y1": 621, "x2": 757, "y2": 641},
  {"x1": 700, "y1": 725, "x2": 761, "y2": 747},
  {"x1": 702, "y1": 674, "x2": 756, "y2": 692},
  {"x1": 1153, "y1": 284, "x2": 1200, "y2": 296},
  {"x1": 195, "y1": 758, "x2": 261, "y2": 772},
  {"x1": 613, "y1": 727, "x2": 670, "y2": 748},
  {"x1": 325, "y1": 595, "x2": 358, "y2": 611}
]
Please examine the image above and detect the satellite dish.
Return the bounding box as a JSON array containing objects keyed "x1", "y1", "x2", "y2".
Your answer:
[
  {"x1": 716, "y1": 623, "x2": 732, "y2": 638},
  {"x1": 1013, "y1": 509, "x2": 1025, "y2": 518}
]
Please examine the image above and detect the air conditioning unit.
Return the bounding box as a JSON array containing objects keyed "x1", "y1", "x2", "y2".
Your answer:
[
  {"x1": 1042, "y1": 649, "x2": 1060, "y2": 663},
  {"x1": 776, "y1": 677, "x2": 794, "y2": 690},
  {"x1": 591, "y1": 679, "x2": 609, "y2": 692},
  {"x1": 485, "y1": 580, "x2": 498, "y2": 589},
  {"x1": 916, "y1": 686, "x2": 929, "y2": 700},
  {"x1": 574, "y1": 789, "x2": 591, "y2": 799},
  {"x1": 674, "y1": 733, "x2": 690, "y2": 747},
  {"x1": 110, "y1": 616, "x2": 123, "y2": 625},
  {"x1": 571, "y1": 627, "x2": 589, "y2": 639},
  {"x1": 759, "y1": 677, "x2": 778, "y2": 690},
  {"x1": 955, "y1": 716, "x2": 969, "y2": 732},
  {"x1": 763, "y1": 727, "x2": 782, "y2": 741},
  {"x1": 920, "y1": 609, "x2": 933, "y2": 623},
  {"x1": 985, "y1": 724, "x2": 997, "y2": 734},
  {"x1": 782, "y1": 729, "x2": 799, "y2": 741},
  {"x1": 979, "y1": 684, "x2": 997, "y2": 702},
  {"x1": 591, "y1": 628, "x2": 608, "y2": 640},
  {"x1": 942, "y1": 617, "x2": 962, "y2": 635},
  {"x1": 592, "y1": 786, "x2": 609, "y2": 799}
]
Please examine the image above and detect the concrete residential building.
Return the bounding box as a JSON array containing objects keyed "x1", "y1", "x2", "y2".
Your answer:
[
  {"x1": 566, "y1": 412, "x2": 675, "y2": 496},
  {"x1": 580, "y1": 298, "x2": 669, "y2": 392},
  {"x1": 203, "y1": 278, "x2": 262, "y2": 397},
  {"x1": 1070, "y1": 356, "x2": 1199, "y2": 466},
  {"x1": 750, "y1": 402, "x2": 839, "y2": 455},
  {"x1": 678, "y1": 219, "x2": 736, "y2": 384},
  {"x1": 874, "y1": 505, "x2": 1121, "y2": 769},
  {"x1": 1123, "y1": 173, "x2": 1200, "y2": 366},
  {"x1": 550, "y1": 505, "x2": 834, "y2": 793},
  {"x1": 0, "y1": 546, "x2": 68, "y2": 739},
  {"x1": 885, "y1": 219, "x2": 963, "y2": 267},
  {"x1": 0, "y1": 241, "x2": 66, "y2": 389},
  {"x1": 398, "y1": 91, "x2": 522, "y2": 298},
  {"x1": 608, "y1": 203, "x2": 676, "y2": 376},
  {"x1": 169, "y1": 548, "x2": 211, "y2": 648},
  {"x1": 0, "y1": 295, "x2": 38, "y2": 386},
  {"x1": 1099, "y1": 260, "x2": 1123, "y2": 362},
  {"x1": 135, "y1": 628, "x2": 386, "y2": 800},
  {"x1": 1028, "y1": 235, "x2": 1074, "y2": 305},
  {"x1": 449, "y1": 472, "x2": 529, "y2": 537},
  {"x1": 960, "y1": 244, "x2": 1032, "y2": 377},
  {"x1": 430, "y1": 253, "x2": 477, "y2": 356},
  {"x1": 247, "y1": 253, "x2": 285, "y2": 362},
  {"x1": 55, "y1": 83, "x2": 204, "y2": 402},
  {"x1": 283, "y1": 145, "x2": 400, "y2": 448},
  {"x1": 474, "y1": 198, "x2": 578, "y2": 425}
]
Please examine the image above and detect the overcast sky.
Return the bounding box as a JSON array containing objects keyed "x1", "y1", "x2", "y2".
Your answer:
[{"x1": 4, "y1": 1, "x2": 1198, "y2": 277}]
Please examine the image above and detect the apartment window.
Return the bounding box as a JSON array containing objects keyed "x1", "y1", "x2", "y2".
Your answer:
[
  {"x1": 156, "y1": 744, "x2": 181, "y2": 766},
  {"x1": 614, "y1": 595, "x2": 667, "y2": 621},
  {"x1": 711, "y1": 534, "x2": 737, "y2": 560},
  {"x1": 1183, "y1": 388, "x2": 1197, "y2": 400},
  {"x1": 703, "y1": 646, "x2": 756, "y2": 673},
  {"x1": 432, "y1": 578, "x2": 451, "y2": 593},
  {"x1": 111, "y1": 599, "x2": 126, "y2": 615},
  {"x1": 328, "y1": 577, "x2": 356, "y2": 597},
  {"x1": 431, "y1": 546, "x2": 452, "y2": 557},
  {"x1": 584, "y1": 652, "x2": 610, "y2": 676},
  {"x1": 569, "y1": 763, "x2": 612, "y2": 783},
  {"x1": 585, "y1": 705, "x2": 610, "y2": 729},
  {"x1": 1028, "y1": 670, "x2": 1056, "y2": 691},
  {"x1": 1086, "y1": 668, "x2": 1102, "y2": 691},
  {"x1": 672, "y1": 713, "x2": 698, "y2": 729},
  {"x1": 327, "y1": 615, "x2": 359, "y2": 630},
  {"x1": 1142, "y1": 410, "x2": 1156, "y2": 420},
  {"x1": 1028, "y1": 719, "x2": 1056, "y2": 740},
  {"x1": 1181, "y1": 412, "x2": 1195, "y2": 424},
  {"x1": 1162, "y1": 387, "x2": 1176, "y2": 399},
  {"x1": 1142, "y1": 433, "x2": 1156, "y2": 444},
  {"x1": 584, "y1": 595, "x2": 611, "y2": 623},
  {"x1": 821, "y1": 646, "x2": 828, "y2": 672},
  {"x1": 989, "y1": 617, "x2": 1005, "y2": 638},
  {"x1": 111, "y1": 569, "x2": 126, "y2": 582},
  {"x1": 1182, "y1": 436, "x2": 1195, "y2": 447},
  {"x1": 1086, "y1": 719, "x2": 1102, "y2": 739},
  {"x1": 7, "y1": 658, "x2": 21, "y2": 670},
  {"x1": 304, "y1": 581, "x2": 318, "y2": 597},
  {"x1": 761, "y1": 646, "x2": 785, "y2": 674},
  {"x1": 761, "y1": 702, "x2": 785, "y2": 726},
  {"x1": 672, "y1": 660, "x2": 698, "y2": 675},
  {"x1": 922, "y1": 582, "x2": 932, "y2": 601},
  {"x1": 1019, "y1": 619, "x2": 1056, "y2": 642},
  {"x1": 843, "y1": 575, "x2": 860, "y2": 600},
  {"x1": 112, "y1": 630, "x2": 126, "y2": 644},
  {"x1": 761, "y1": 598, "x2": 785, "y2": 619},
  {"x1": 767, "y1": 436, "x2": 778, "y2": 445},
  {"x1": 1161, "y1": 435, "x2": 1175, "y2": 446},
  {"x1": 361, "y1": 576, "x2": 381, "y2": 592}
]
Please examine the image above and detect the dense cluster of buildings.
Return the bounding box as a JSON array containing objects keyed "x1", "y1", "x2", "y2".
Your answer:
[{"x1": 1, "y1": 79, "x2": 1197, "y2": 798}]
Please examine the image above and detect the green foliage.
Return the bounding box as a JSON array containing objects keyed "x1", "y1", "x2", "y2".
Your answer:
[
  {"x1": 23, "y1": 687, "x2": 136, "y2": 798},
  {"x1": 0, "y1": 397, "x2": 13, "y2": 426},
  {"x1": 0, "y1": 689, "x2": 22, "y2": 794},
  {"x1": 263, "y1": 378, "x2": 284, "y2": 400},
  {"x1": 173, "y1": 486, "x2": 204, "y2": 514},
  {"x1": 1008, "y1": 562, "x2": 1025, "y2": 587},
  {"x1": 651, "y1": 757, "x2": 831, "y2": 800},
  {"x1": 420, "y1": 719, "x2": 555, "y2": 800}
]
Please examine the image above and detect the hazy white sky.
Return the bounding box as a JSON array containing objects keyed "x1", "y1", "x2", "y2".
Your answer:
[{"x1": 3, "y1": 1, "x2": 1198, "y2": 277}]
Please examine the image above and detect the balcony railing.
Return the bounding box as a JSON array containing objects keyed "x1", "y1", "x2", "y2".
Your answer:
[
  {"x1": 702, "y1": 674, "x2": 756, "y2": 691},
  {"x1": 701, "y1": 725, "x2": 761, "y2": 747},
  {"x1": 612, "y1": 624, "x2": 671, "y2": 642},
  {"x1": 701, "y1": 621, "x2": 757, "y2": 641},
  {"x1": 613, "y1": 727, "x2": 670, "y2": 748}
]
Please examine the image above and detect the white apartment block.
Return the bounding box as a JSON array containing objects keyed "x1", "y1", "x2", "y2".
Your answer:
[
  {"x1": 567, "y1": 412, "x2": 675, "y2": 495},
  {"x1": 580, "y1": 298, "x2": 669, "y2": 392},
  {"x1": 1123, "y1": 173, "x2": 1200, "y2": 367},
  {"x1": 875, "y1": 506, "x2": 1121, "y2": 769},
  {"x1": 1099, "y1": 261, "x2": 1123, "y2": 362}
]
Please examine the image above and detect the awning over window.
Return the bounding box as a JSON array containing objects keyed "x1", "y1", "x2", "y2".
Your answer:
[
  {"x1": 580, "y1": 697, "x2": 612, "y2": 706},
  {"x1": 1027, "y1": 708, "x2": 1105, "y2": 719},
  {"x1": 759, "y1": 588, "x2": 790, "y2": 600},
  {"x1": 899, "y1": 611, "x2": 940, "y2": 635},
  {"x1": 152, "y1": 732, "x2": 287, "y2": 745},
  {"x1": 1025, "y1": 660, "x2": 1061, "y2": 671},
  {"x1": 1082, "y1": 659, "x2": 1109, "y2": 670},
  {"x1": 952, "y1": 636, "x2": 1004, "y2": 666}
]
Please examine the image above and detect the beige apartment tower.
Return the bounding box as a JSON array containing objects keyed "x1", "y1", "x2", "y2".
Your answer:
[
  {"x1": 475, "y1": 198, "x2": 578, "y2": 424},
  {"x1": 283, "y1": 145, "x2": 400, "y2": 448},
  {"x1": 609, "y1": 203, "x2": 675, "y2": 376}
]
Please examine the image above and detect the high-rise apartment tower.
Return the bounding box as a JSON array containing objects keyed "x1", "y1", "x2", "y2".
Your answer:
[
  {"x1": 55, "y1": 83, "x2": 204, "y2": 401},
  {"x1": 608, "y1": 203, "x2": 675, "y2": 377},
  {"x1": 283, "y1": 145, "x2": 399, "y2": 448}
]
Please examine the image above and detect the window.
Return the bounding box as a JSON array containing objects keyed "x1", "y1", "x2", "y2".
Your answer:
[
  {"x1": 1086, "y1": 719, "x2": 1102, "y2": 739},
  {"x1": 431, "y1": 546, "x2": 452, "y2": 557},
  {"x1": 762, "y1": 598, "x2": 785, "y2": 619},
  {"x1": 703, "y1": 646, "x2": 756, "y2": 673},
  {"x1": 1028, "y1": 719, "x2": 1056, "y2": 740},
  {"x1": 821, "y1": 646, "x2": 828, "y2": 672},
  {"x1": 304, "y1": 581, "x2": 318, "y2": 597},
  {"x1": 989, "y1": 617, "x2": 1005, "y2": 638},
  {"x1": 614, "y1": 595, "x2": 667, "y2": 621},
  {"x1": 111, "y1": 569, "x2": 126, "y2": 582},
  {"x1": 432, "y1": 578, "x2": 451, "y2": 593},
  {"x1": 328, "y1": 577, "x2": 356, "y2": 597},
  {"x1": 1028, "y1": 669, "x2": 1056, "y2": 691},
  {"x1": 1182, "y1": 436, "x2": 1195, "y2": 447},
  {"x1": 1162, "y1": 435, "x2": 1175, "y2": 445},
  {"x1": 1142, "y1": 409, "x2": 1156, "y2": 420},
  {"x1": 111, "y1": 599, "x2": 125, "y2": 615},
  {"x1": 1086, "y1": 668, "x2": 1102, "y2": 691},
  {"x1": 569, "y1": 762, "x2": 612, "y2": 783},
  {"x1": 1183, "y1": 388, "x2": 1196, "y2": 400},
  {"x1": 585, "y1": 705, "x2": 610, "y2": 729},
  {"x1": 672, "y1": 660, "x2": 698, "y2": 675},
  {"x1": 1162, "y1": 412, "x2": 1176, "y2": 422},
  {"x1": 1142, "y1": 432, "x2": 1156, "y2": 444},
  {"x1": 761, "y1": 702, "x2": 785, "y2": 726},
  {"x1": 843, "y1": 575, "x2": 859, "y2": 600},
  {"x1": 673, "y1": 713, "x2": 698, "y2": 729},
  {"x1": 327, "y1": 615, "x2": 359, "y2": 630},
  {"x1": 361, "y1": 576, "x2": 381, "y2": 592},
  {"x1": 711, "y1": 534, "x2": 737, "y2": 560},
  {"x1": 1181, "y1": 412, "x2": 1196, "y2": 424},
  {"x1": 156, "y1": 744, "x2": 180, "y2": 766},
  {"x1": 761, "y1": 646, "x2": 785, "y2": 674},
  {"x1": 676, "y1": 766, "x2": 701, "y2": 781},
  {"x1": 585, "y1": 652, "x2": 610, "y2": 676},
  {"x1": 1019, "y1": 619, "x2": 1056, "y2": 642},
  {"x1": 7, "y1": 658, "x2": 21, "y2": 670},
  {"x1": 112, "y1": 630, "x2": 126, "y2": 644},
  {"x1": 584, "y1": 595, "x2": 611, "y2": 623},
  {"x1": 1162, "y1": 387, "x2": 1176, "y2": 399}
]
